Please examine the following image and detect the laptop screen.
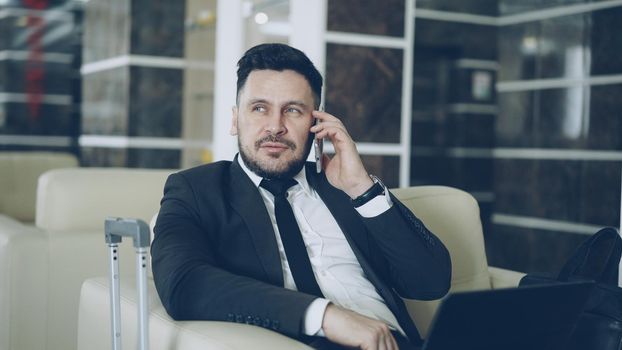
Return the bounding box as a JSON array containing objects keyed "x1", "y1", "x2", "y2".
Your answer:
[{"x1": 423, "y1": 282, "x2": 593, "y2": 350}]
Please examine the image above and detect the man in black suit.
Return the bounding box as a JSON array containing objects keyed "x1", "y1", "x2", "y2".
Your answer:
[{"x1": 152, "y1": 43, "x2": 451, "y2": 350}]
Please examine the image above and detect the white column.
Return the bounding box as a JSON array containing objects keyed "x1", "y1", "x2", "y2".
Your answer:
[
  {"x1": 289, "y1": 0, "x2": 327, "y2": 77},
  {"x1": 290, "y1": 0, "x2": 326, "y2": 164},
  {"x1": 212, "y1": 0, "x2": 244, "y2": 161},
  {"x1": 400, "y1": 0, "x2": 416, "y2": 187}
]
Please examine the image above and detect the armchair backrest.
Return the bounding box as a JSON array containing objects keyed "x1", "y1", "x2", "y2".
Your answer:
[
  {"x1": 36, "y1": 168, "x2": 172, "y2": 231},
  {"x1": 19, "y1": 167, "x2": 173, "y2": 350},
  {"x1": 0, "y1": 152, "x2": 78, "y2": 222},
  {"x1": 392, "y1": 185, "x2": 491, "y2": 336}
]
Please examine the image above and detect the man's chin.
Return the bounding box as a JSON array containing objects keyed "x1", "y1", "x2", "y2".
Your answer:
[{"x1": 244, "y1": 155, "x2": 307, "y2": 179}]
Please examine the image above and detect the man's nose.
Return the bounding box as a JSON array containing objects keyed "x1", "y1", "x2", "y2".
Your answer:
[{"x1": 265, "y1": 112, "x2": 286, "y2": 135}]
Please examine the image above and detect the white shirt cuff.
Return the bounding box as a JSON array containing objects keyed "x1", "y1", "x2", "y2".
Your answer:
[
  {"x1": 302, "y1": 298, "x2": 331, "y2": 336},
  {"x1": 354, "y1": 186, "x2": 393, "y2": 218}
]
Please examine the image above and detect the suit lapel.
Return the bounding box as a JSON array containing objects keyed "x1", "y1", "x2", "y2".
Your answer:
[{"x1": 228, "y1": 159, "x2": 284, "y2": 286}]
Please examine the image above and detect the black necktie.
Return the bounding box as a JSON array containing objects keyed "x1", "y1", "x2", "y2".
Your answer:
[{"x1": 260, "y1": 178, "x2": 324, "y2": 297}]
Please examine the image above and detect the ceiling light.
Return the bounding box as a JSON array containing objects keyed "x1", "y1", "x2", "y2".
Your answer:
[{"x1": 254, "y1": 12, "x2": 269, "y2": 25}]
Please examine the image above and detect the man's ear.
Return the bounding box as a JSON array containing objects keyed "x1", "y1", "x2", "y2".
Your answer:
[{"x1": 230, "y1": 106, "x2": 238, "y2": 136}]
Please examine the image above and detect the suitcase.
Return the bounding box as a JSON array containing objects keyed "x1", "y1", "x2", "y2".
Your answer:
[{"x1": 105, "y1": 217, "x2": 151, "y2": 350}]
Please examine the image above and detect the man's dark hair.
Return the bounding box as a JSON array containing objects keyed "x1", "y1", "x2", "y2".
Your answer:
[{"x1": 236, "y1": 43, "x2": 323, "y2": 108}]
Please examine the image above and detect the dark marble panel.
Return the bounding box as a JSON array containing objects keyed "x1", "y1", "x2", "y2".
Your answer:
[
  {"x1": 536, "y1": 86, "x2": 590, "y2": 148},
  {"x1": 0, "y1": 60, "x2": 74, "y2": 95},
  {"x1": 486, "y1": 224, "x2": 588, "y2": 274},
  {"x1": 410, "y1": 154, "x2": 450, "y2": 186},
  {"x1": 479, "y1": 200, "x2": 494, "y2": 241},
  {"x1": 80, "y1": 147, "x2": 181, "y2": 169},
  {"x1": 411, "y1": 118, "x2": 446, "y2": 147},
  {"x1": 446, "y1": 113, "x2": 495, "y2": 148},
  {"x1": 129, "y1": 0, "x2": 185, "y2": 57},
  {"x1": 0, "y1": 12, "x2": 77, "y2": 53},
  {"x1": 497, "y1": 22, "x2": 539, "y2": 81},
  {"x1": 412, "y1": 56, "x2": 451, "y2": 109},
  {"x1": 591, "y1": 7, "x2": 622, "y2": 75},
  {"x1": 128, "y1": 148, "x2": 180, "y2": 169},
  {"x1": 417, "y1": 0, "x2": 498, "y2": 16},
  {"x1": 327, "y1": 0, "x2": 405, "y2": 37},
  {"x1": 128, "y1": 66, "x2": 182, "y2": 137},
  {"x1": 446, "y1": 157, "x2": 494, "y2": 192},
  {"x1": 494, "y1": 159, "x2": 621, "y2": 226},
  {"x1": 537, "y1": 13, "x2": 589, "y2": 80},
  {"x1": 360, "y1": 155, "x2": 400, "y2": 189},
  {"x1": 83, "y1": 0, "x2": 130, "y2": 62},
  {"x1": 325, "y1": 44, "x2": 403, "y2": 143},
  {"x1": 496, "y1": 90, "x2": 535, "y2": 147},
  {"x1": 414, "y1": 19, "x2": 497, "y2": 60},
  {"x1": 499, "y1": 85, "x2": 622, "y2": 150},
  {"x1": 82, "y1": 67, "x2": 129, "y2": 135},
  {"x1": 577, "y1": 161, "x2": 621, "y2": 225},
  {"x1": 449, "y1": 68, "x2": 497, "y2": 104},
  {"x1": 588, "y1": 84, "x2": 622, "y2": 150},
  {"x1": 0, "y1": 102, "x2": 74, "y2": 135}
]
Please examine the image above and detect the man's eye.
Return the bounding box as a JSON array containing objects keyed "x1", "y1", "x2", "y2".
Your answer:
[
  {"x1": 285, "y1": 108, "x2": 301, "y2": 115},
  {"x1": 252, "y1": 106, "x2": 266, "y2": 112}
]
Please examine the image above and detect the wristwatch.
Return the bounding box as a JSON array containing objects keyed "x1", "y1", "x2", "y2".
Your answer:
[{"x1": 351, "y1": 175, "x2": 386, "y2": 208}]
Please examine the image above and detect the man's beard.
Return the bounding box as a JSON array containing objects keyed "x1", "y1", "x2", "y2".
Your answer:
[{"x1": 239, "y1": 133, "x2": 313, "y2": 180}]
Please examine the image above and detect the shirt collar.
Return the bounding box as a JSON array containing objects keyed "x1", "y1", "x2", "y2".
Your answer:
[{"x1": 236, "y1": 154, "x2": 314, "y2": 196}]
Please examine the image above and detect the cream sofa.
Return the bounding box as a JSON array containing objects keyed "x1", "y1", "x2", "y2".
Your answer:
[
  {"x1": 77, "y1": 185, "x2": 525, "y2": 350},
  {"x1": 0, "y1": 167, "x2": 172, "y2": 350},
  {"x1": 0, "y1": 151, "x2": 79, "y2": 223},
  {"x1": 0, "y1": 151, "x2": 79, "y2": 350}
]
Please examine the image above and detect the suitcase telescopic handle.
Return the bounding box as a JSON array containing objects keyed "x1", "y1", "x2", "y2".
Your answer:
[
  {"x1": 105, "y1": 217, "x2": 150, "y2": 350},
  {"x1": 105, "y1": 217, "x2": 150, "y2": 248}
]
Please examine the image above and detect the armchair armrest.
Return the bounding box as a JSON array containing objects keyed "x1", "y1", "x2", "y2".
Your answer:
[
  {"x1": 488, "y1": 266, "x2": 526, "y2": 289},
  {"x1": 78, "y1": 277, "x2": 313, "y2": 350}
]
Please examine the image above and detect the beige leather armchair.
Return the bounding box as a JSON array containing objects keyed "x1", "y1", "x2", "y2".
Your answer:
[
  {"x1": 0, "y1": 151, "x2": 79, "y2": 350},
  {"x1": 0, "y1": 151, "x2": 78, "y2": 223},
  {"x1": 0, "y1": 167, "x2": 171, "y2": 350},
  {"x1": 78, "y1": 185, "x2": 525, "y2": 350}
]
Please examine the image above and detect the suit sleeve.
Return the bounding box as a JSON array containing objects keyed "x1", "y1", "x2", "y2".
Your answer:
[
  {"x1": 151, "y1": 173, "x2": 317, "y2": 338},
  {"x1": 361, "y1": 192, "x2": 452, "y2": 300}
]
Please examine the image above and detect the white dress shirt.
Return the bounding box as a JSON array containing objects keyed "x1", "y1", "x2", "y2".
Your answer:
[{"x1": 238, "y1": 157, "x2": 404, "y2": 336}]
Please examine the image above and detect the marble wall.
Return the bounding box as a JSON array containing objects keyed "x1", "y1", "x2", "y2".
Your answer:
[
  {"x1": 80, "y1": 0, "x2": 185, "y2": 168},
  {"x1": 412, "y1": 0, "x2": 622, "y2": 274},
  {"x1": 325, "y1": 0, "x2": 407, "y2": 187},
  {"x1": 492, "y1": 3, "x2": 622, "y2": 273},
  {"x1": 0, "y1": 1, "x2": 81, "y2": 153}
]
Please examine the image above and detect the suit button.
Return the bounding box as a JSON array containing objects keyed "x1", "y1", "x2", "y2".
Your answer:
[
  {"x1": 271, "y1": 320, "x2": 280, "y2": 330},
  {"x1": 227, "y1": 313, "x2": 234, "y2": 322},
  {"x1": 262, "y1": 318, "x2": 271, "y2": 328},
  {"x1": 235, "y1": 314, "x2": 244, "y2": 323},
  {"x1": 246, "y1": 315, "x2": 253, "y2": 324}
]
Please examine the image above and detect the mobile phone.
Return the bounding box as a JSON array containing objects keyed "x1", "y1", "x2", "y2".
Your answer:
[{"x1": 314, "y1": 117, "x2": 323, "y2": 173}]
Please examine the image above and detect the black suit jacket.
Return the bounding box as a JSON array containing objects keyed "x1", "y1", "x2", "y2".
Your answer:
[{"x1": 152, "y1": 158, "x2": 451, "y2": 345}]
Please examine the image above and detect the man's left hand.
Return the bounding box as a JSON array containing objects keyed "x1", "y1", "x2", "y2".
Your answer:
[{"x1": 311, "y1": 110, "x2": 373, "y2": 199}]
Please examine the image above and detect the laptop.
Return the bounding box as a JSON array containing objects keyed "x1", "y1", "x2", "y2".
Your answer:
[{"x1": 421, "y1": 281, "x2": 593, "y2": 350}]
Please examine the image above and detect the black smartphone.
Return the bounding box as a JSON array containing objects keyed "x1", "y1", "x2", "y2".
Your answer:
[{"x1": 313, "y1": 117, "x2": 323, "y2": 173}]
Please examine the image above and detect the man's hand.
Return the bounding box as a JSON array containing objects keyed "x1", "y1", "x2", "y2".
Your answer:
[
  {"x1": 322, "y1": 304, "x2": 399, "y2": 350},
  {"x1": 311, "y1": 111, "x2": 373, "y2": 199}
]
